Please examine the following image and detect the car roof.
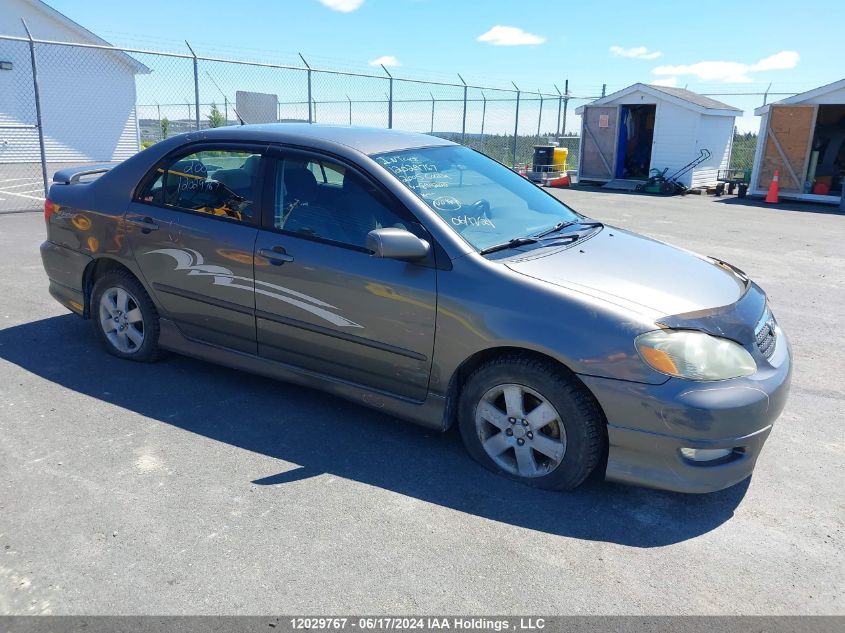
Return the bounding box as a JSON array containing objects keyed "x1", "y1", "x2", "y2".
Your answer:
[{"x1": 186, "y1": 123, "x2": 457, "y2": 155}]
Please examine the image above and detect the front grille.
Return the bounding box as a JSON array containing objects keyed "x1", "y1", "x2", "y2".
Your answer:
[{"x1": 754, "y1": 310, "x2": 777, "y2": 359}]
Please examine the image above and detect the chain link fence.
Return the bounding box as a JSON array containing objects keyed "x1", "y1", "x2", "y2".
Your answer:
[
  {"x1": 0, "y1": 35, "x2": 44, "y2": 210},
  {"x1": 1, "y1": 32, "x2": 595, "y2": 212},
  {"x1": 0, "y1": 32, "x2": 789, "y2": 212}
]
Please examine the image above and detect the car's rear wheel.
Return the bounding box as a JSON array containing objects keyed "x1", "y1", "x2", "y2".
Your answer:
[
  {"x1": 92, "y1": 270, "x2": 160, "y2": 362},
  {"x1": 458, "y1": 355, "x2": 605, "y2": 490}
]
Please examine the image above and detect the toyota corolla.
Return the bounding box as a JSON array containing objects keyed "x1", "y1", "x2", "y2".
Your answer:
[{"x1": 40, "y1": 124, "x2": 792, "y2": 493}]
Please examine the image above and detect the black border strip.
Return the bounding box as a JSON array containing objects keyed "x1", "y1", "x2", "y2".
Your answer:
[
  {"x1": 256, "y1": 309, "x2": 427, "y2": 362},
  {"x1": 152, "y1": 282, "x2": 253, "y2": 315}
]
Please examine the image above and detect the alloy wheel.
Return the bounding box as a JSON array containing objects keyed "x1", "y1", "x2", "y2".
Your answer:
[
  {"x1": 474, "y1": 383, "x2": 567, "y2": 478},
  {"x1": 98, "y1": 286, "x2": 145, "y2": 354}
]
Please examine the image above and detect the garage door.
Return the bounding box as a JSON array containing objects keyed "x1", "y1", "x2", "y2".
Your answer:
[
  {"x1": 758, "y1": 105, "x2": 816, "y2": 193},
  {"x1": 579, "y1": 106, "x2": 618, "y2": 181}
]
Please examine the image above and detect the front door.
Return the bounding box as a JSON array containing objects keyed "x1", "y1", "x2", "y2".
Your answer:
[
  {"x1": 128, "y1": 145, "x2": 266, "y2": 353},
  {"x1": 253, "y1": 151, "x2": 437, "y2": 401},
  {"x1": 757, "y1": 105, "x2": 816, "y2": 193},
  {"x1": 580, "y1": 105, "x2": 619, "y2": 181}
]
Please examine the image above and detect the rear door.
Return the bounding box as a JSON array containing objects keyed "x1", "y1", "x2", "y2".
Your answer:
[
  {"x1": 757, "y1": 105, "x2": 816, "y2": 193},
  {"x1": 253, "y1": 149, "x2": 437, "y2": 401},
  {"x1": 127, "y1": 144, "x2": 266, "y2": 353},
  {"x1": 579, "y1": 105, "x2": 619, "y2": 181}
]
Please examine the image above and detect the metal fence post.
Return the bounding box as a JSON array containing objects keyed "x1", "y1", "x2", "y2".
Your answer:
[
  {"x1": 536, "y1": 90, "x2": 543, "y2": 141},
  {"x1": 458, "y1": 74, "x2": 467, "y2": 144},
  {"x1": 480, "y1": 91, "x2": 487, "y2": 142},
  {"x1": 21, "y1": 19, "x2": 48, "y2": 198},
  {"x1": 562, "y1": 79, "x2": 569, "y2": 135},
  {"x1": 511, "y1": 82, "x2": 520, "y2": 168},
  {"x1": 347, "y1": 95, "x2": 352, "y2": 125},
  {"x1": 381, "y1": 64, "x2": 393, "y2": 129},
  {"x1": 185, "y1": 41, "x2": 200, "y2": 130},
  {"x1": 554, "y1": 84, "x2": 562, "y2": 137},
  {"x1": 299, "y1": 53, "x2": 312, "y2": 123},
  {"x1": 430, "y1": 92, "x2": 435, "y2": 133}
]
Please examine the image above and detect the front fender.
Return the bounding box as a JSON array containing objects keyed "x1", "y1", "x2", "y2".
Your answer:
[{"x1": 429, "y1": 256, "x2": 667, "y2": 397}]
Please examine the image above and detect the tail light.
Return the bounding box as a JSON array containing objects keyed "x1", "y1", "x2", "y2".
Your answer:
[{"x1": 44, "y1": 198, "x2": 60, "y2": 224}]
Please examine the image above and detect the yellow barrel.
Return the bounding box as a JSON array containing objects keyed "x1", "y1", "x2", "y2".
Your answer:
[{"x1": 553, "y1": 147, "x2": 568, "y2": 171}]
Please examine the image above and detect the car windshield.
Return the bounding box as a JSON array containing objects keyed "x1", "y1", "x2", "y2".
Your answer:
[{"x1": 373, "y1": 145, "x2": 580, "y2": 251}]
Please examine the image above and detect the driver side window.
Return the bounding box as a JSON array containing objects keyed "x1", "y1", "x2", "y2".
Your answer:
[{"x1": 274, "y1": 155, "x2": 414, "y2": 249}]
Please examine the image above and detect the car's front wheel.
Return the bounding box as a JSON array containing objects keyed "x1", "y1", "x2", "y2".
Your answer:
[
  {"x1": 458, "y1": 355, "x2": 605, "y2": 490},
  {"x1": 91, "y1": 270, "x2": 160, "y2": 362}
]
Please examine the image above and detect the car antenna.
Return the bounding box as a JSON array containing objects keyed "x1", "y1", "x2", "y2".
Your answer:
[{"x1": 205, "y1": 70, "x2": 246, "y2": 125}]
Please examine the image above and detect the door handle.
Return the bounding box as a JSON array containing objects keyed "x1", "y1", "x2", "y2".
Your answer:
[
  {"x1": 128, "y1": 216, "x2": 159, "y2": 232},
  {"x1": 258, "y1": 247, "x2": 295, "y2": 265}
]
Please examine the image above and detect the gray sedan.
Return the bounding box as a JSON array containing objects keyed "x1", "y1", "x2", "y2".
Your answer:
[{"x1": 40, "y1": 124, "x2": 792, "y2": 493}]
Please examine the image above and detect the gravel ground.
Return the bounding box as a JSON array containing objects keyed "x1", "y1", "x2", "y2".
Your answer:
[{"x1": 0, "y1": 189, "x2": 842, "y2": 615}]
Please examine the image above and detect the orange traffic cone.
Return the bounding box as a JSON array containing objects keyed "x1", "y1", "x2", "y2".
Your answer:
[
  {"x1": 547, "y1": 173, "x2": 571, "y2": 188},
  {"x1": 765, "y1": 170, "x2": 780, "y2": 204}
]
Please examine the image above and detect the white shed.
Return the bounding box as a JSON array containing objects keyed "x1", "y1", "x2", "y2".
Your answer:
[
  {"x1": 750, "y1": 78, "x2": 845, "y2": 204},
  {"x1": 0, "y1": 0, "x2": 149, "y2": 164},
  {"x1": 575, "y1": 83, "x2": 740, "y2": 189}
]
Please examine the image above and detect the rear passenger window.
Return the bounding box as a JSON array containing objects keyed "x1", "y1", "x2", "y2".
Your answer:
[{"x1": 138, "y1": 149, "x2": 261, "y2": 222}]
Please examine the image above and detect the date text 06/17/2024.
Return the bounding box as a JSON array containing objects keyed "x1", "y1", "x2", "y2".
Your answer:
[{"x1": 289, "y1": 617, "x2": 547, "y2": 631}]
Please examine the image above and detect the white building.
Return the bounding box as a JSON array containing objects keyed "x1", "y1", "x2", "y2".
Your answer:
[
  {"x1": 0, "y1": 0, "x2": 149, "y2": 164},
  {"x1": 575, "y1": 83, "x2": 740, "y2": 189},
  {"x1": 750, "y1": 78, "x2": 845, "y2": 204}
]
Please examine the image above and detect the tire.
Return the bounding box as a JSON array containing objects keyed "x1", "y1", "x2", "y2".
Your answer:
[
  {"x1": 91, "y1": 269, "x2": 161, "y2": 362},
  {"x1": 458, "y1": 355, "x2": 605, "y2": 490}
]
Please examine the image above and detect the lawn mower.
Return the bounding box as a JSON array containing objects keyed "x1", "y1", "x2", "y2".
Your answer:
[{"x1": 635, "y1": 148, "x2": 711, "y2": 196}]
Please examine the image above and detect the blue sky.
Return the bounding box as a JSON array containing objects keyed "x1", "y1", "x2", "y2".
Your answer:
[{"x1": 43, "y1": 0, "x2": 842, "y2": 132}]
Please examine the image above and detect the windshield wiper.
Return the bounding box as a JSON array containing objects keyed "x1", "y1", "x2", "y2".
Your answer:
[
  {"x1": 479, "y1": 220, "x2": 604, "y2": 256},
  {"x1": 535, "y1": 219, "x2": 603, "y2": 239},
  {"x1": 478, "y1": 236, "x2": 538, "y2": 255},
  {"x1": 535, "y1": 221, "x2": 577, "y2": 238}
]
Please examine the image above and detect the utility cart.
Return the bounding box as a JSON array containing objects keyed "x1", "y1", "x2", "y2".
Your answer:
[
  {"x1": 522, "y1": 145, "x2": 570, "y2": 187},
  {"x1": 715, "y1": 168, "x2": 751, "y2": 197}
]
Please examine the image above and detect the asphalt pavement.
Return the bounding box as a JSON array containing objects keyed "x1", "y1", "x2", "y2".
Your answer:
[{"x1": 0, "y1": 189, "x2": 842, "y2": 615}]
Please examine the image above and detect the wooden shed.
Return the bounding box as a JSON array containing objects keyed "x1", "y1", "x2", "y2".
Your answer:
[
  {"x1": 575, "y1": 83, "x2": 740, "y2": 189},
  {"x1": 750, "y1": 78, "x2": 845, "y2": 204}
]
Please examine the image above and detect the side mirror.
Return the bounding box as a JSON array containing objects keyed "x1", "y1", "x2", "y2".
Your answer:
[{"x1": 367, "y1": 227, "x2": 430, "y2": 261}]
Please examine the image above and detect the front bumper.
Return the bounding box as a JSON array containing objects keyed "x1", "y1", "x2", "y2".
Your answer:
[{"x1": 580, "y1": 327, "x2": 792, "y2": 493}]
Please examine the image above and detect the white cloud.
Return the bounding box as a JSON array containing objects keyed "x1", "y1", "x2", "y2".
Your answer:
[
  {"x1": 652, "y1": 50, "x2": 799, "y2": 84},
  {"x1": 477, "y1": 25, "x2": 545, "y2": 46},
  {"x1": 650, "y1": 77, "x2": 678, "y2": 87},
  {"x1": 316, "y1": 0, "x2": 364, "y2": 12},
  {"x1": 653, "y1": 60, "x2": 753, "y2": 83},
  {"x1": 610, "y1": 45, "x2": 662, "y2": 60},
  {"x1": 369, "y1": 55, "x2": 400, "y2": 67},
  {"x1": 750, "y1": 51, "x2": 800, "y2": 71}
]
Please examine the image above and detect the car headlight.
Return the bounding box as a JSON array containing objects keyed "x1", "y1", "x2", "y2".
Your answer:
[{"x1": 635, "y1": 330, "x2": 756, "y2": 381}]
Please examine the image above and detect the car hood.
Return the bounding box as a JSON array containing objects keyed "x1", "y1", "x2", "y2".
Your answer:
[{"x1": 505, "y1": 227, "x2": 747, "y2": 319}]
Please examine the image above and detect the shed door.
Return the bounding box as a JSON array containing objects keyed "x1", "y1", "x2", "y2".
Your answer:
[
  {"x1": 580, "y1": 106, "x2": 618, "y2": 181},
  {"x1": 758, "y1": 105, "x2": 816, "y2": 192}
]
